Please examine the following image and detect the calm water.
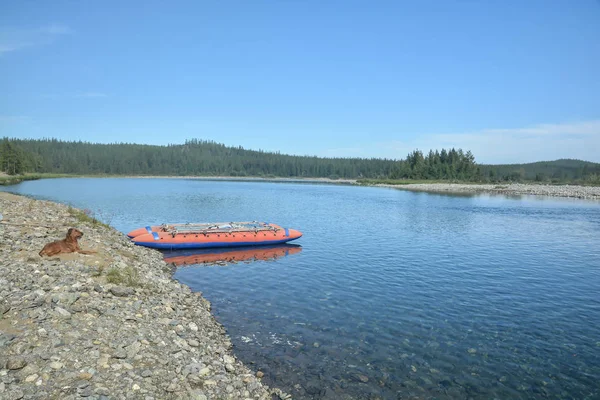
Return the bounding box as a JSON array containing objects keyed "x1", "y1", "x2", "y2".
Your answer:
[{"x1": 3, "y1": 178, "x2": 600, "y2": 399}]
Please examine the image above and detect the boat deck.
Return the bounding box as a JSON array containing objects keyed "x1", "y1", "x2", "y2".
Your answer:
[{"x1": 162, "y1": 221, "x2": 278, "y2": 235}]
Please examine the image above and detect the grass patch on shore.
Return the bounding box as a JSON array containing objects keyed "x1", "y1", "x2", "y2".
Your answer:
[
  {"x1": 91, "y1": 265, "x2": 105, "y2": 277},
  {"x1": 0, "y1": 173, "x2": 74, "y2": 186},
  {"x1": 0, "y1": 174, "x2": 38, "y2": 185},
  {"x1": 106, "y1": 266, "x2": 142, "y2": 287},
  {"x1": 67, "y1": 206, "x2": 111, "y2": 229}
]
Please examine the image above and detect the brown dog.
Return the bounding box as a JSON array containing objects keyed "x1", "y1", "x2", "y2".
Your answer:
[{"x1": 39, "y1": 228, "x2": 96, "y2": 257}]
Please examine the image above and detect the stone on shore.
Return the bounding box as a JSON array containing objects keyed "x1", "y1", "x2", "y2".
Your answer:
[
  {"x1": 109, "y1": 286, "x2": 135, "y2": 297},
  {"x1": 6, "y1": 357, "x2": 27, "y2": 370}
]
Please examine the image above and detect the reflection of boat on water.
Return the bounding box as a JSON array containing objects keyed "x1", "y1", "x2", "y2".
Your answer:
[{"x1": 163, "y1": 244, "x2": 302, "y2": 266}]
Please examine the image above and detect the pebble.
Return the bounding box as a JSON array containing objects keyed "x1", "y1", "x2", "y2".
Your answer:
[
  {"x1": 54, "y1": 306, "x2": 71, "y2": 318},
  {"x1": 4, "y1": 388, "x2": 24, "y2": 400},
  {"x1": 223, "y1": 355, "x2": 235, "y2": 364},
  {"x1": 112, "y1": 349, "x2": 127, "y2": 359},
  {"x1": 110, "y1": 286, "x2": 135, "y2": 297},
  {"x1": 49, "y1": 361, "x2": 63, "y2": 370},
  {"x1": 6, "y1": 357, "x2": 27, "y2": 370},
  {"x1": 79, "y1": 372, "x2": 93, "y2": 380}
]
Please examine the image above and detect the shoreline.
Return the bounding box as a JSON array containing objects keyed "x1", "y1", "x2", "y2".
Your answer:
[
  {"x1": 375, "y1": 182, "x2": 600, "y2": 200},
  {"x1": 0, "y1": 192, "x2": 291, "y2": 399},
  {"x1": 4, "y1": 174, "x2": 600, "y2": 200},
  {"x1": 2, "y1": 174, "x2": 357, "y2": 185}
]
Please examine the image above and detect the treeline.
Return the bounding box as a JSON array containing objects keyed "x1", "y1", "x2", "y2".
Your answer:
[
  {"x1": 2, "y1": 137, "x2": 599, "y2": 184},
  {"x1": 4, "y1": 138, "x2": 397, "y2": 179},
  {"x1": 3, "y1": 138, "x2": 476, "y2": 180}
]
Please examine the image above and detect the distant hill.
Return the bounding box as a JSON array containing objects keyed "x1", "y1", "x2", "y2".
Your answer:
[{"x1": 479, "y1": 159, "x2": 600, "y2": 183}]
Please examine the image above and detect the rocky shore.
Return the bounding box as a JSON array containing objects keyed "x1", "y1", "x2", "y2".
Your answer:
[
  {"x1": 0, "y1": 192, "x2": 290, "y2": 400},
  {"x1": 378, "y1": 183, "x2": 600, "y2": 200}
]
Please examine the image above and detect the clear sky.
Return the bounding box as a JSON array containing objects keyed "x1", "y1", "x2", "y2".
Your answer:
[{"x1": 1, "y1": 0, "x2": 599, "y2": 163}]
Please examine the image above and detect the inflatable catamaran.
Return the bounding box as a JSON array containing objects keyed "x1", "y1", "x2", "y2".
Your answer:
[{"x1": 127, "y1": 221, "x2": 302, "y2": 250}]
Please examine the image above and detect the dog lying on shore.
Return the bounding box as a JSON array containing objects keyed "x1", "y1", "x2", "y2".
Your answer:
[{"x1": 39, "y1": 228, "x2": 97, "y2": 257}]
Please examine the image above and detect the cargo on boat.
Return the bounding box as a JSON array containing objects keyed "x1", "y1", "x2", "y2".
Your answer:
[
  {"x1": 128, "y1": 221, "x2": 302, "y2": 250},
  {"x1": 163, "y1": 244, "x2": 302, "y2": 266}
]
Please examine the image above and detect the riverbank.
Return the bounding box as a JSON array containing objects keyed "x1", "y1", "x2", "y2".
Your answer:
[
  {"x1": 375, "y1": 182, "x2": 600, "y2": 200},
  {"x1": 0, "y1": 192, "x2": 291, "y2": 400}
]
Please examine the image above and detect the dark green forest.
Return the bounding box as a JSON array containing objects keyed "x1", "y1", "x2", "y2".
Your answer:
[
  {"x1": 1, "y1": 137, "x2": 599, "y2": 184},
  {"x1": 0, "y1": 139, "x2": 29, "y2": 175}
]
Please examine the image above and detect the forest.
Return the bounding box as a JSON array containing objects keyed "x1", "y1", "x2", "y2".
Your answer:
[{"x1": 1, "y1": 137, "x2": 599, "y2": 184}]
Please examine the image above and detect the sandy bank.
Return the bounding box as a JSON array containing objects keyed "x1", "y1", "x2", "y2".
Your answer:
[{"x1": 0, "y1": 192, "x2": 291, "y2": 399}]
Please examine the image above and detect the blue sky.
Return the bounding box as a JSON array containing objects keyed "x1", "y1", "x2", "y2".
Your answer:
[{"x1": 1, "y1": 0, "x2": 599, "y2": 163}]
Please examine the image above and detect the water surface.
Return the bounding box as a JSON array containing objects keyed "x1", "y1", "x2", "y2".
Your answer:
[{"x1": 3, "y1": 178, "x2": 600, "y2": 399}]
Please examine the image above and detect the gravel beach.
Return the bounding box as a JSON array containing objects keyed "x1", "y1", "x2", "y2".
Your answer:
[
  {"x1": 377, "y1": 183, "x2": 600, "y2": 200},
  {"x1": 0, "y1": 192, "x2": 290, "y2": 400}
]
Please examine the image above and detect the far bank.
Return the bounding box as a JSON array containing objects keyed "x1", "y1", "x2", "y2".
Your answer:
[
  {"x1": 374, "y1": 182, "x2": 600, "y2": 200},
  {"x1": 3, "y1": 174, "x2": 600, "y2": 201}
]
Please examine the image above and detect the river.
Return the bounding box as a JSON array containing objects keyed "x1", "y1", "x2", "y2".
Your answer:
[{"x1": 3, "y1": 178, "x2": 599, "y2": 399}]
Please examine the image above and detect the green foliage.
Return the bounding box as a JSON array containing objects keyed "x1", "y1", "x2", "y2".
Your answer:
[{"x1": 389, "y1": 149, "x2": 480, "y2": 181}]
